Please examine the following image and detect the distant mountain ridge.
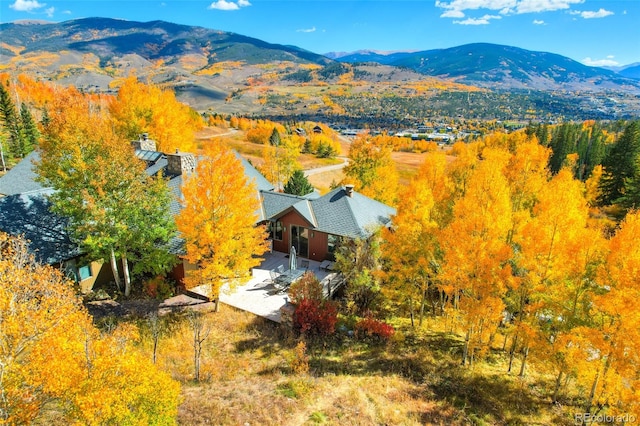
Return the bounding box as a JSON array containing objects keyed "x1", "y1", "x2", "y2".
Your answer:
[
  {"x1": 1, "y1": 17, "x2": 639, "y2": 118},
  {"x1": 329, "y1": 43, "x2": 640, "y2": 90},
  {"x1": 324, "y1": 50, "x2": 416, "y2": 63},
  {"x1": 0, "y1": 17, "x2": 331, "y2": 66}
]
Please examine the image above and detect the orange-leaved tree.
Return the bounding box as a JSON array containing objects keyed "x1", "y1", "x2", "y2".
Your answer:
[
  {"x1": 109, "y1": 76, "x2": 201, "y2": 153},
  {"x1": 176, "y1": 143, "x2": 269, "y2": 311},
  {"x1": 0, "y1": 232, "x2": 180, "y2": 424}
]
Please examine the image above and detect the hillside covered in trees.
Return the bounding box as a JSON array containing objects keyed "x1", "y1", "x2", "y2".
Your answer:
[{"x1": 0, "y1": 74, "x2": 639, "y2": 424}]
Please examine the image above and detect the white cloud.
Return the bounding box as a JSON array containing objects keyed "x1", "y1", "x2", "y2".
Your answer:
[
  {"x1": 437, "y1": 0, "x2": 586, "y2": 17},
  {"x1": 62, "y1": 10, "x2": 71, "y2": 14},
  {"x1": 208, "y1": 0, "x2": 238, "y2": 10},
  {"x1": 208, "y1": 0, "x2": 250, "y2": 10},
  {"x1": 533, "y1": 19, "x2": 545, "y2": 24},
  {"x1": 582, "y1": 56, "x2": 619, "y2": 67},
  {"x1": 441, "y1": 9, "x2": 466, "y2": 18},
  {"x1": 45, "y1": 6, "x2": 54, "y2": 17},
  {"x1": 10, "y1": 0, "x2": 46, "y2": 12},
  {"x1": 579, "y1": 8, "x2": 614, "y2": 19},
  {"x1": 454, "y1": 14, "x2": 502, "y2": 25},
  {"x1": 515, "y1": 0, "x2": 584, "y2": 14},
  {"x1": 296, "y1": 27, "x2": 316, "y2": 33}
]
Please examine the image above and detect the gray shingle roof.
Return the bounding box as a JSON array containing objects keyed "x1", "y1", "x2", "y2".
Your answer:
[
  {"x1": 264, "y1": 187, "x2": 396, "y2": 238},
  {"x1": 0, "y1": 151, "x2": 46, "y2": 196},
  {"x1": 0, "y1": 189, "x2": 80, "y2": 264},
  {"x1": 234, "y1": 152, "x2": 275, "y2": 192}
]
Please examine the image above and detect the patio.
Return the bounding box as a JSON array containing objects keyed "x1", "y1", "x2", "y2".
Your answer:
[{"x1": 216, "y1": 251, "x2": 343, "y2": 323}]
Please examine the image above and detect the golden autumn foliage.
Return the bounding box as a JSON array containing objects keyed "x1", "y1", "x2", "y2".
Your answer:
[
  {"x1": 0, "y1": 233, "x2": 180, "y2": 425},
  {"x1": 383, "y1": 130, "x2": 639, "y2": 417},
  {"x1": 109, "y1": 76, "x2": 202, "y2": 153},
  {"x1": 175, "y1": 142, "x2": 270, "y2": 304},
  {"x1": 344, "y1": 133, "x2": 398, "y2": 206}
]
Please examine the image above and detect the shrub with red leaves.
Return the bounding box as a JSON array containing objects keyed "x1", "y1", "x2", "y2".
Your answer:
[
  {"x1": 355, "y1": 317, "x2": 395, "y2": 341},
  {"x1": 293, "y1": 298, "x2": 338, "y2": 337}
]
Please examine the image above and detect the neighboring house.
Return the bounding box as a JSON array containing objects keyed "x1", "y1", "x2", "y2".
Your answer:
[
  {"x1": 0, "y1": 188, "x2": 112, "y2": 292},
  {"x1": 259, "y1": 184, "x2": 395, "y2": 262},
  {"x1": 0, "y1": 152, "x2": 113, "y2": 291}
]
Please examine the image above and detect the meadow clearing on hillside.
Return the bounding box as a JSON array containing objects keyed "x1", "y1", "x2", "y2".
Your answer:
[{"x1": 133, "y1": 305, "x2": 577, "y2": 426}]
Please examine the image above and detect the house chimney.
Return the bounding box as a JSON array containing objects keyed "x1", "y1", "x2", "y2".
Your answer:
[
  {"x1": 167, "y1": 150, "x2": 196, "y2": 176},
  {"x1": 131, "y1": 133, "x2": 157, "y2": 151},
  {"x1": 345, "y1": 184, "x2": 354, "y2": 197}
]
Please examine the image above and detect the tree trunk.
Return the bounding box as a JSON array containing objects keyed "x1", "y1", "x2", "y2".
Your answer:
[
  {"x1": 122, "y1": 254, "x2": 131, "y2": 297},
  {"x1": 585, "y1": 367, "x2": 601, "y2": 414},
  {"x1": 507, "y1": 334, "x2": 518, "y2": 373},
  {"x1": 462, "y1": 328, "x2": 470, "y2": 366},
  {"x1": 419, "y1": 287, "x2": 426, "y2": 327},
  {"x1": 409, "y1": 297, "x2": 415, "y2": 328},
  {"x1": 502, "y1": 333, "x2": 508, "y2": 351},
  {"x1": 519, "y1": 345, "x2": 529, "y2": 377},
  {"x1": 109, "y1": 249, "x2": 122, "y2": 291},
  {"x1": 0, "y1": 142, "x2": 6, "y2": 172},
  {"x1": 552, "y1": 370, "x2": 564, "y2": 403},
  {"x1": 214, "y1": 298, "x2": 220, "y2": 312}
]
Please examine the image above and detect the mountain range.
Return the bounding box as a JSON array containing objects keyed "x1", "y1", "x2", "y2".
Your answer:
[
  {"x1": 1, "y1": 17, "x2": 639, "y2": 118},
  {"x1": 326, "y1": 45, "x2": 640, "y2": 89}
]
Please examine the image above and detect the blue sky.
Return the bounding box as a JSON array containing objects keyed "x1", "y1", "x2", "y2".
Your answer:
[{"x1": 3, "y1": 0, "x2": 639, "y2": 66}]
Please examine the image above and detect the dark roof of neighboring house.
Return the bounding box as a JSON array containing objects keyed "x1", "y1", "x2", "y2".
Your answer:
[
  {"x1": 263, "y1": 186, "x2": 396, "y2": 238},
  {"x1": 0, "y1": 189, "x2": 80, "y2": 264},
  {"x1": 0, "y1": 151, "x2": 46, "y2": 196}
]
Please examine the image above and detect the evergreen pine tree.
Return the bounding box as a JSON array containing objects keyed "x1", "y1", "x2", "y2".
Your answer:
[
  {"x1": 19, "y1": 103, "x2": 39, "y2": 156},
  {"x1": 283, "y1": 169, "x2": 314, "y2": 196},
  {"x1": 620, "y1": 155, "x2": 640, "y2": 212},
  {"x1": 598, "y1": 121, "x2": 640, "y2": 206},
  {"x1": 0, "y1": 82, "x2": 22, "y2": 159},
  {"x1": 269, "y1": 127, "x2": 281, "y2": 147}
]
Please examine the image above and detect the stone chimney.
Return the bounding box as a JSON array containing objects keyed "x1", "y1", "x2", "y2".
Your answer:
[
  {"x1": 344, "y1": 184, "x2": 354, "y2": 197},
  {"x1": 131, "y1": 133, "x2": 157, "y2": 151},
  {"x1": 167, "y1": 149, "x2": 196, "y2": 176}
]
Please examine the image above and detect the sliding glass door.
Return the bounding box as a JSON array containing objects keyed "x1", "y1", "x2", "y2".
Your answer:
[{"x1": 290, "y1": 225, "x2": 309, "y2": 258}]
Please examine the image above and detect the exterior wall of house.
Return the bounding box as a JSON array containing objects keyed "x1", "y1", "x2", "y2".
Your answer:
[
  {"x1": 270, "y1": 210, "x2": 332, "y2": 262},
  {"x1": 63, "y1": 258, "x2": 113, "y2": 293}
]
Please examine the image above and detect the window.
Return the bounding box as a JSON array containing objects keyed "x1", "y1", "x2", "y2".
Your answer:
[
  {"x1": 270, "y1": 220, "x2": 283, "y2": 241},
  {"x1": 78, "y1": 264, "x2": 92, "y2": 281}
]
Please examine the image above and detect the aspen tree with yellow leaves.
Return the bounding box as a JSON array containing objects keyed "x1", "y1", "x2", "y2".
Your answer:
[
  {"x1": 344, "y1": 133, "x2": 398, "y2": 206},
  {"x1": 0, "y1": 233, "x2": 180, "y2": 425},
  {"x1": 439, "y1": 148, "x2": 513, "y2": 366},
  {"x1": 176, "y1": 143, "x2": 270, "y2": 311}
]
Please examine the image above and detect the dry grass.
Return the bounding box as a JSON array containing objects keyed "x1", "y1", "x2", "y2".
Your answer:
[{"x1": 129, "y1": 305, "x2": 579, "y2": 426}]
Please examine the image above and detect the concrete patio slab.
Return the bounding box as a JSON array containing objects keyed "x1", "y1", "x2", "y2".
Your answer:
[{"x1": 189, "y1": 251, "x2": 343, "y2": 323}]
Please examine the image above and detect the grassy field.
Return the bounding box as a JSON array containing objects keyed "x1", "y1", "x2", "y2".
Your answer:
[{"x1": 133, "y1": 305, "x2": 578, "y2": 426}]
